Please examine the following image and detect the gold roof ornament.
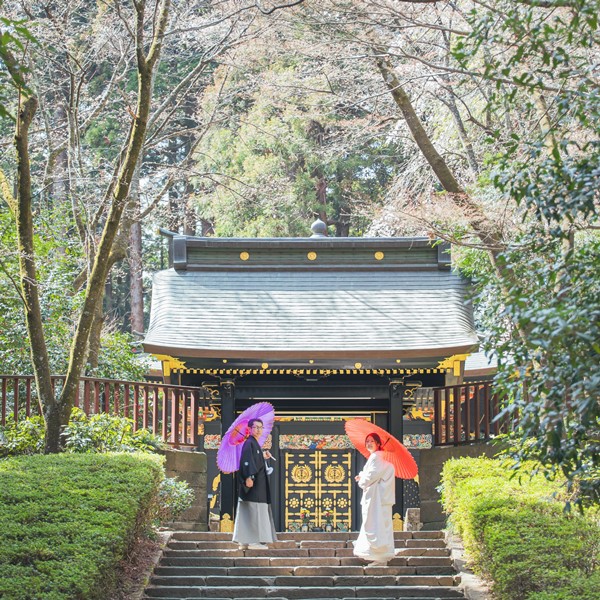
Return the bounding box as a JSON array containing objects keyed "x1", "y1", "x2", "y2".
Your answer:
[
  {"x1": 152, "y1": 354, "x2": 187, "y2": 376},
  {"x1": 436, "y1": 353, "x2": 470, "y2": 377}
]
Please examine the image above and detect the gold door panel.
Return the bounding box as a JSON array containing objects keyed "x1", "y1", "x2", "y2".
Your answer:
[{"x1": 284, "y1": 450, "x2": 352, "y2": 531}]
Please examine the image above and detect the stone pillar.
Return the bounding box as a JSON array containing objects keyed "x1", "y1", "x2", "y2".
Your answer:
[{"x1": 164, "y1": 448, "x2": 208, "y2": 531}]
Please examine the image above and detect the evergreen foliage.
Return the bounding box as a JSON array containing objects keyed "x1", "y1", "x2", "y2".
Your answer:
[
  {"x1": 0, "y1": 453, "x2": 164, "y2": 600},
  {"x1": 452, "y1": 0, "x2": 600, "y2": 506},
  {"x1": 0, "y1": 409, "x2": 167, "y2": 458},
  {"x1": 441, "y1": 456, "x2": 600, "y2": 600}
]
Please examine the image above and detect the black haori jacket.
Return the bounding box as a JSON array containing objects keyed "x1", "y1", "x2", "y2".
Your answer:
[{"x1": 237, "y1": 436, "x2": 272, "y2": 504}]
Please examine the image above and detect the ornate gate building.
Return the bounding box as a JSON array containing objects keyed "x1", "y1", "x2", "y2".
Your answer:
[{"x1": 143, "y1": 221, "x2": 478, "y2": 531}]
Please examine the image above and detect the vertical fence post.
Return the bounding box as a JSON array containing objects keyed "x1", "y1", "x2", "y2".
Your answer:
[
  {"x1": 1, "y1": 377, "x2": 6, "y2": 426},
  {"x1": 143, "y1": 386, "x2": 150, "y2": 431},
  {"x1": 492, "y1": 392, "x2": 500, "y2": 436},
  {"x1": 114, "y1": 383, "x2": 120, "y2": 415},
  {"x1": 150, "y1": 386, "x2": 157, "y2": 434},
  {"x1": 170, "y1": 389, "x2": 180, "y2": 448},
  {"x1": 444, "y1": 389, "x2": 451, "y2": 445},
  {"x1": 123, "y1": 384, "x2": 129, "y2": 419},
  {"x1": 133, "y1": 385, "x2": 140, "y2": 431},
  {"x1": 473, "y1": 384, "x2": 481, "y2": 442},
  {"x1": 161, "y1": 389, "x2": 168, "y2": 441},
  {"x1": 25, "y1": 378, "x2": 32, "y2": 417},
  {"x1": 464, "y1": 384, "x2": 471, "y2": 441},
  {"x1": 13, "y1": 377, "x2": 19, "y2": 422},
  {"x1": 94, "y1": 381, "x2": 100, "y2": 414},
  {"x1": 83, "y1": 380, "x2": 91, "y2": 415}
]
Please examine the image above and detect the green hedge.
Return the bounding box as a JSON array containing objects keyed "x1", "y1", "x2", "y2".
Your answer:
[
  {"x1": 441, "y1": 457, "x2": 600, "y2": 600},
  {"x1": 0, "y1": 453, "x2": 164, "y2": 600}
]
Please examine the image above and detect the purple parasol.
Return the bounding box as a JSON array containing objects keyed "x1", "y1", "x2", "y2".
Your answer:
[{"x1": 216, "y1": 402, "x2": 275, "y2": 474}]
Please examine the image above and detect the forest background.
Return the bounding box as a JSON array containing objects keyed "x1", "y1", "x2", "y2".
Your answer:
[{"x1": 0, "y1": 0, "x2": 598, "y2": 504}]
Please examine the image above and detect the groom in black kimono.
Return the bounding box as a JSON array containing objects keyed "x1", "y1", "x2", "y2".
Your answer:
[{"x1": 232, "y1": 418, "x2": 277, "y2": 550}]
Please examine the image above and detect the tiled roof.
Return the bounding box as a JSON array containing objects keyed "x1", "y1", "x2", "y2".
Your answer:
[{"x1": 143, "y1": 268, "x2": 477, "y2": 359}]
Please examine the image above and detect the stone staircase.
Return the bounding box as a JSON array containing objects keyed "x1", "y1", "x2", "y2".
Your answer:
[{"x1": 143, "y1": 530, "x2": 464, "y2": 599}]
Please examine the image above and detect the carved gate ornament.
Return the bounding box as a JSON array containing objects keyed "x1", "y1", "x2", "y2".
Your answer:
[{"x1": 291, "y1": 464, "x2": 313, "y2": 484}]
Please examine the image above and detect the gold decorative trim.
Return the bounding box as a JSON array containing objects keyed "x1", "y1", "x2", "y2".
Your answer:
[
  {"x1": 171, "y1": 367, "x2": 449, "y2": 376},
  {"x1": 240, "y1": 251, "x2": 250, "y2": 261},
  {"x1": 307, "y1": 251, "x2": 317, "y2": 261},
  {"x1": 374, "y1": 251, "x2": 384, "y2": 261}
]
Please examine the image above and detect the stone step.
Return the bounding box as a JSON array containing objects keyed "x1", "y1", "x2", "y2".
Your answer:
[
  {"x1": 153, "y1": 565, "x2": 459, "y2": 577},
  {"x1": 169, "y1": 540, "x2": 299, "y2": 550},
  {"x1": 170, "y1": 531, "x2": 445, "y2": 542},
  {"x1": 143, "y1": 585, "x2": 464, "y2": 598},
  {"x1": 163, "y1": 547, "x2": 449, "y2": 559},
  {"x1": 159, "y1": 551, "x2": 453, "y2": 566},
  {"x1": 150, "y1": 575, "x2": 459, "y2": 587},
  {"x1": 145, "y1": 530, "x2": 462, "y2": 600},
  {"x1": 167, "y1": 539, "x2": 445, "y2": 552}
]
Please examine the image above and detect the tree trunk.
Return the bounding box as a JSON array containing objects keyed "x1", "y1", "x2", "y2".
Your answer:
[
  {"x1": 129, "y1": 218, "x2": 144, "y2": 334},
  {"x1": 14, "y1": 94, "x2": 60, "y2": 451},
  {"x1": 53, "y1": 0, "x2": 172, "y2": 450}
]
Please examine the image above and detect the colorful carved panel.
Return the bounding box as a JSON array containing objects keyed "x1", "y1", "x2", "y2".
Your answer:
[{"x1": 279, "y1": 434, "x2": 354, "y2": 450}]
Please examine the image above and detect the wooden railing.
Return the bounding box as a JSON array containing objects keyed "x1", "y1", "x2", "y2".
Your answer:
[
  {"x1": 2, "y1": 375, "x2": 506, "y2": 449},
  {"x1": 0, "y1": 375, "x2": 209, "y2": 448},
  {"x1": 433, "y1": 381, "x2": 507, "y2": 446}
]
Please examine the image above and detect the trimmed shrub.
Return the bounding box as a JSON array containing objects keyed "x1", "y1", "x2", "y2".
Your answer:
[
  {"x1": 441, "y1": 457, "x2": 600, "y2": 600},
  {"x1": 0, "y1": 453, "x2": 164, "y2": 600}
]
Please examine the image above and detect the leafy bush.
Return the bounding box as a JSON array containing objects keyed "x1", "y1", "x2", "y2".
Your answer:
[
  {"x1": 0, "y1": 416, "x2": 45, "y2": 457},
  {"x1": 0, "y1": 409, "x2": 167, "y2": 457},
  {"x1": 62, "y1": 408, "x2": 166, "y2": 454},
  {"x1": 441, "y1": 457, "x2": 600, "y2": 600},
  {"x1": 0, "y1": 453, "x2": 164, "y2": 600},
  {"x1": 153, "y1": 476, "x2": 195, "y2": 524}
]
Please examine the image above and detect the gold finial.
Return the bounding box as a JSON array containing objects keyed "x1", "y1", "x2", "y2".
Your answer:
[
  {"x1": 393, "y1": 513, "x2": 404, "y2": 531},
  {"x1": 220, "y1": 513, "x2": 234, "y2": 532}
]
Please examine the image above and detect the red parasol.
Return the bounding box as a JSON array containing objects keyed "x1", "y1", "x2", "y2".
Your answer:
[
  {"x1": 217, "y1": 402, "x2": 275, "y2": 474},
  {"x1": 345, "y1": 419, "x2": 418, "y2": 479}
]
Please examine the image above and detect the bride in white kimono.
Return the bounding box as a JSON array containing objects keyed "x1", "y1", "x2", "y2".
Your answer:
[{"x1": 353, "y1": 433, "x2": 396, "y2": 566}]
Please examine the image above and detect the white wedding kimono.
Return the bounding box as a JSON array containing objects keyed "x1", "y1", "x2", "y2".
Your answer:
[{"x1": 353, "y1": 451, "x2": 396, "y2": 563}]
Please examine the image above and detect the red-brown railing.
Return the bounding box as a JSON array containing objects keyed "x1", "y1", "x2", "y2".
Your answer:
[
  {"x1": 3, "y1": 375, "x2": 506, "y2": 448},
  {"x1": 433, "y1": 381, "x2": 507, "y2": 446},
  {"x1": 0, "y1": 375, "x2": 209, "y2": 448}
]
